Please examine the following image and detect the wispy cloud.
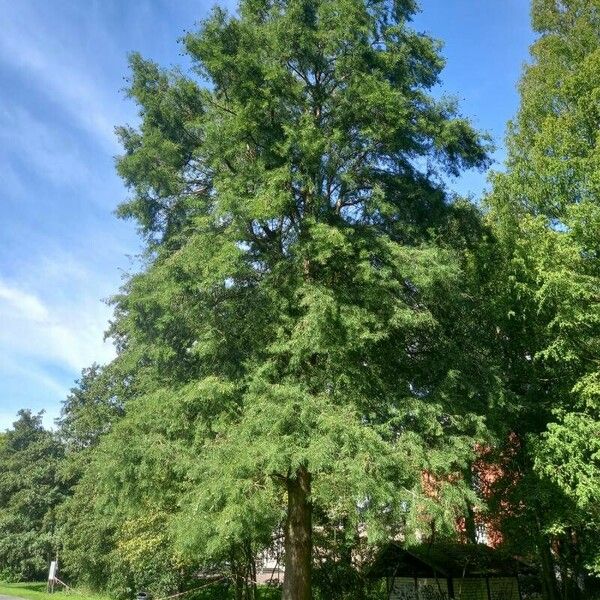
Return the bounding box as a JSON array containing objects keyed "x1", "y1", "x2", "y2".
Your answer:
[
  {"x1": 0, "y1": 254, "x2": 118, "y2": 425},
  {"x1": 0, "y1": 0, "x2": 146, "y2": 428},
  {"x1": 0, "y1": 106, "x2": 93, "y2": 189},
  {"x1": 0, "y1": 271, "x2": 115, "y2": 375},
  {"x1": 0, "y1": 355, "x2": 69, "y2": 402},
  {"x1": 0, "y1": 1, "x2": 128, "y2": 150}
]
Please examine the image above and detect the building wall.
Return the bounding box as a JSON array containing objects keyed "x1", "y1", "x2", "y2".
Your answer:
[
  {"x1": 388, "y1": 576, "x2": 520, "y2": 600},
  {"x1": 488, "y1": 577, "x2": 519, "y2": 600},
  {"x1": 389, "y1": 576, "x2": 473, "y2": 600},
  {"x1": 417, "y1": 578, "x2": 449, "y2": 599},
  {"x1": 452, "y1": 578, "x2": 487, "y2": 600},
  {"x1": 389, "y1": 577, "x2": 418, "y2": 600}
]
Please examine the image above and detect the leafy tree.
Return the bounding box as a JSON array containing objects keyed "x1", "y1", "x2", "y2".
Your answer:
[
  {"x1": 0, "y1": 410, "x2": 65, "y2": 581},
  {"x1": 57, "y1": 364, "x2": 198, "y2": 597},
  {"x1": 93, "y1": 1, "x2": 495, "y2": 599},
  {"x1": 485, "y1": 0, "x2": 600, "y2": 595},
  {"x1": 60, "y1": 388, "x2": 211, "y2": 598},
  {"x1": 56, "y1": 365, "x2": 126, "y2": 592},
  {"x1": 57, "y1": 364, "x2": 125, "y2": 453}
]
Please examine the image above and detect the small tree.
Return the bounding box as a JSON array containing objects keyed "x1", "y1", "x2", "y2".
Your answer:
[{"x1": 0, "y1": 410, "x2": 65, "y2": 581}]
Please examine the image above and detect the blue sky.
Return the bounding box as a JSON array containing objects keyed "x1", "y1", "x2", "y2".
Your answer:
[{"x1": 0, "y1": 0, "x2": 534, "y2": 431}]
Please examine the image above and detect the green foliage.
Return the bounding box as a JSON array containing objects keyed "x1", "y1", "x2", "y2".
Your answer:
[
  {"x1": 485, "y1": 0, "x2": 600, "y2": 590},
  {"x1": 0, "y1": 411, "x2": 66, "y2": 582},
  {"x1": 57, "y1": 364, "x2": 125, "y2": 453},
  {"x1": 15, "y1": 0, "x2": 600, "y2": 598},
  {"x1": 64, "y1": 0, "x2": 496, "y2": 596},
  {"x1": 57, "y1": 369, "x2": 200, "y2": 598}
]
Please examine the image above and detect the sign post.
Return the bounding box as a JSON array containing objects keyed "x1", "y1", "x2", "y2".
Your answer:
[{"x1": 47, "y1": 561, "x2": 58, "y2": 594}]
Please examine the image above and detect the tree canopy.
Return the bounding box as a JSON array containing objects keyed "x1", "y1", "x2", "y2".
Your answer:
[
  {"x1": 484, "y1": 0, "x2": 600, "y2": 593},
  {"x1": 96, "y1": 0, "x2": 494, "y2": 597}
]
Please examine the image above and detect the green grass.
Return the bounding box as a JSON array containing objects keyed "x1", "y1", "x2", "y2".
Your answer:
[
  {"x1": 0, "y1": 583, "x2": 283, "y2": 600},
  {"x1": 0, "y1": 582, "x2": 283, "y2": 600},
  {"x1": 0, "y1": 582, "x2": 111, "y2": 600}
]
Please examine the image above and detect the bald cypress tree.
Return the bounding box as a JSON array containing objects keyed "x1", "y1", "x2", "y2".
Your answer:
[{"x1": 105, "y1": 1, "x2": 492, "y2": 597}]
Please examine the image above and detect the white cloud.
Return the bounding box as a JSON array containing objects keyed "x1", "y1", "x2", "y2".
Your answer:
[
  {"x1": 0, "y1": 266, "x2": 115, "y2": 376},
  {"x1": 0, "y1": 282, "x2": 48, "y2": 322},
  {"x1": 0, "y1": 355, "x2": 69, "y2": 401},
  {"x1": 0, "y1": 350, "x2": 71, "y2": 431},
  {"x1": 0, "y1": 250, "x2": 126, "y2": 433}
]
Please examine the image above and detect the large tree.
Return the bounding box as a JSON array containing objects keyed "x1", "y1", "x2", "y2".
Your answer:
[
  {"x1": 97, "y1": 0, "x2": 494, "y2": 598},
  {"x1": 486, "y1": 0, "x2": 600, "y2": 596}
]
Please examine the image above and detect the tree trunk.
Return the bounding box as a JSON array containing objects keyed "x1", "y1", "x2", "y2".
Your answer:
[
  {"x1": 234, "y1": 570, "x2": 244, "y2": 600},
  {"x1": 282, "y1": 466, "x2": 312, "y2": 600},
  {"x1": 537, "y1": 534, "x2": 560, "y2": 600},
  {"x1": 557, "y1": 530, "x2": 585, "y2": 600},
  {"x1": 463, "y1": 463, "x2": 477, "y2": 544}
]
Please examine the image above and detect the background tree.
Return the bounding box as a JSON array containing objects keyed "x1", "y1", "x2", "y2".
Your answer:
[
  {"x1": 56, "y1": 365, "x2": 127, "y2": 593},
  {"x1": 485, "y1": 0, "x2": 600, "y2": 596},
  {"x1": 57, "y1": 364, "x2": 125, "y2": 453},
  {"x1": 0, "y1": 411, "x2": 65, "y2": 582}
]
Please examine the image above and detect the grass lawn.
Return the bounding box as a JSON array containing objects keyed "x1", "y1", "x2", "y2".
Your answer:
[
  {"x1": 0, "y1": 582, "x2": 282, "y2": 600},
  {"x1": 0, "y1": 583, "x2": 111, "y2": 600}
]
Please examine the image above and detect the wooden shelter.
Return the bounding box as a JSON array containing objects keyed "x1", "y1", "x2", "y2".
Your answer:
[{"x1": 367, "y1": 542, "x2": 531, "y2": 600}]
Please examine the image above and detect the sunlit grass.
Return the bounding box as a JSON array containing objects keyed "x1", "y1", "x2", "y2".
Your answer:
[{"x1": 0, "y1": 582, "x2": 112, "y2": 600}]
